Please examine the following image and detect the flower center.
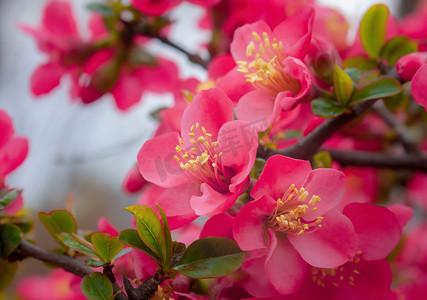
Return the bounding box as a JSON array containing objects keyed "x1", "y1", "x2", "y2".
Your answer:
[
  {"x1": 311, "y1": 251, "x2": 363, "y2": 288},
  {"x1": 174, "y1": 123, "x2": 231, "y2": 193},
  {"x1": 266, "y1": 184, "x2": 323, "y2": 236},
  {"x1": 237, "y1": 32, "x2": 299, "y2": 95}
]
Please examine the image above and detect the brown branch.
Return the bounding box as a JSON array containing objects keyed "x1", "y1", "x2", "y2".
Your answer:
[
  {"x1": 373, "y1": 102, "x2": 421, "y2": 155},
  {"x1": 8, "y1": 240, "x2": 93, "y2": 278},
  {"x1": 324, "y1": 148, "x2": 427, "y2": 172},
  {"x1": 124, "y1": 271, "x2": 165, "y2": 300},
  {"x1": 257, "y1": 99, "x2": 377, "y2": 160}
]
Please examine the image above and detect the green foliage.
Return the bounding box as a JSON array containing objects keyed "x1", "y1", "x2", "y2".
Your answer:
[
  {"x1": 380, "y1": 35, "x2": 418, "y2": 66},
  {"x1": 39, "y1": 210, "x2": 77, "y2": 249},
  {"x1": 81, "y1": 272, "x2": 113, "y2": 300},
  {"x1": 250, "y1": 158, "x2": 266, "y2": 179},
  {"x1": 124, "y1": 205, "x2": 169, "y2": 268},
  {"x1": 91, "y1": 233, "x2": 125, "y2": 263},
  {"x1": 86, "y1": 3, "x2": 114, "y2": 16},
  {"x1": 313, "y1": 151, "x2": 333, "y2": 169},
  {"x1": 0, "y1": 224, "x2": 22, "y2": 258},
  {"x1": 0, "y1": 260, "x2": 18, "y2": 292},
  {"x1": 157, "y1": 205, "x2": 173, "y2": 271},
  {"x1": 59, "y1": 233, "x2": 99, "y2": 258},
  {"x1": 118, "y1": 229, "x2": 160, "y2": 264},
  {"x1": 343, "y1": 57, "x2": 378, "y2": 71},
  {"x1": 333, "y1": 65, "x2": 354, "y2": 106},
  {"x1": 351, "y1": 78, "x2": 402, "y2": 104},
  {"x1": 360, "y1": 4, "x2": 389, "y2": 58},
  {"x1": 0, "y1": 189, "x2": 19, "y2": 210},
  {"x1": 128, "y1": 47, "x2": 158, "y2": 67},
  {"x1": 311, "y1": 98, "x2": 348, "y2": 118},
  {"x1": 173, "y1": 237, "x2": 245, "y2": 279}
]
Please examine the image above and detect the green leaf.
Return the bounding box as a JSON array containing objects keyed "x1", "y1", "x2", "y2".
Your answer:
[
  {"x1": 86, "y1": 3, "x2": 114, "y2": 16},
  {"x1": 85, "y1": 259, "x2": 106, "y2": 268},
  {"x1": 81, "y1": 272, "x2": 113, "y2": 300},
  {"x1": 124, "y1": 205, "x2": 166, "y2": 266},
  {"x1": 59, "y1": 233, "x2": 99, "y2": 258},
  {"x1": 111, "y1": 248, "x2": 132, "y2": 261},
  {"x1": 384, "y1": 91, "x2": 409, "y2": 110},
  {"x1": 173, "y1": 237, "x2": 245, "y2": 279},
  {"x1": 313, "y1": 151, "x2": 333, "y2": 169},
  {"x1": 0, "y1": 260, "x2": 18, "y2": 292},
  {"x1": 333, "y1": 65, "x2": 354, "y2": 106},
  {"x1": 351, "y1": 78, "x2": 402, "y2": 103},
  {"x1": 343, "y1": 57, "x2": 378, "y2": 70},
  {"x1": 311, "y1": 98, "x2": 348, "y2": 118},
  {"x1": 39, "y1": 210, "x2": 77, "y2": 249},
  {"x1": 250, "y1": 158, "x2": 266, "y2": 179},
  {"x1": 360, "y1": 4, "x2": 389, "y2": 58},
  {"x1": 0, "y1": 224, "x2": 22, "y2": 258},
  {"x1": 118, "y1": 229, "x2": 160, "y2": 264},
  {"x1": 380, "y1": 35, "x2": 418, "y2": 66},
  {"x1": 0, "y1": 189, "x2": 19, "y2": 210},
  {"x1": 91, "y1": 233, "x2": 124, "y2": 263},
  {"x1": 345, "y1": 68, "x2": 360, "y2": 84},
  {"x1": 171, "y1": 242, "x2": 186, "y2": 268},
  {"x1": 157, "y1": 205, "x2": 172, "y2": 270}
]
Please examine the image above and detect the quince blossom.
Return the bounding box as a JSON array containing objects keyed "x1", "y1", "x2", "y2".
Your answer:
[
  {"x1": 233, "y1": 155, "x2": 358, "y2": 295},
  {"x1": 229, "y1": 7, "x2": 314, "y2": 131},
  {"x1": 138, "y1": 88, "x2": 258, "y2": 216}
]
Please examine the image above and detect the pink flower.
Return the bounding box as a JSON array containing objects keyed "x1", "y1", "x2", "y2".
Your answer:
[
  {"x1": 19, "y1": 1, "x2": 90, "y2": 97},
  {"x1": 0, "y1": 109, "x2": 29, "y2": 215},
  {"x1": 131, "y1": 0, "x2": 220, "y2": 16},
  {"x1": 233, "y1": 155, "x2": 358, "y2": 295},
  {"x1": 122, "y1": 165, "x2": 147, "y2": 194},
  {"x1": 410, "y1": 63, "x2": 427, "y2": 111},
  {"x1": 396, "y1": 52, "x2": 427, "y2": 81},
  {"x1": 16, "y1": 269, "x2": 85, "y2": 300},
  {"x1": 282, "y1": 202, "x2": 412, "y2": 299},
  {"x1": 138, "y1": 88, "x2": 258, "y2": 216},
  {"x1": 229, "y1": 7, "x2": 314, "y2": 131}
]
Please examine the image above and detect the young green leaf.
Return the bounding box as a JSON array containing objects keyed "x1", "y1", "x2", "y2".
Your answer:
[
  {"x1": 86, "y1": 3, "x2": 114, "y2": 17},
  {"x1": 59, "y1": 233, "x2": 99, "y2": 258},
  {"x1": 333, "y1": 65, "x2": 354, "y2": 106},
  {"x1": 118, "y1": 229, "x2": 160, "y2": 264},
  {"x1": 39, "y1": 210, "x2": 77, "y2": 249},
  {"x1": 85, "y1": 259, "x2": 106, "y2": 268},
  {"x1": 311, "y1": 98, "x2": 348, "y2": 118},
  {"x1": 173, "y1": 237, "x2": 245, "y2": 279},
  {"x1": 313, "y1": 151, "x2": 333, "y2": 169},
  {"x1": 360, "y1": 4, "x2": 389, "y2": 58},
  {"x1": 0, "y1": 224, "x2": 22, "y2": 258},
  {"x1": 124, "y1": 205, "x2": 167, "y2": 266},
  {"x1": 350, "y1": 78, "x2": 402, "y2": 104},
  {"x1": 81, "y1": 272, "x2": 113, "y2": 300},
  {"x1": 91, "y1": 233, "x2": 124, "y2": 263},
  {"x1": 0, "y1": 189, "x2": 19, "y2": 210},
  {"x1": 0, "y1": 260, "x2": 18, "y2": 292},
  {"x1": 157, "y1": 204, "x2": 172, "y2": 270},
  {"x1": 380, "y1": 35, "x2": 418, "y2": 66}
]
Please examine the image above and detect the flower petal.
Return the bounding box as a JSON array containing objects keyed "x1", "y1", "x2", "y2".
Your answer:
[
  {"x1": 137, "y1": 132, "x2": 191, "y2": 187},
  {"x1": 200, "y1": 213, "x2": 234, "y2": 239},
  {"x1": 0, "y1": 137, "x2": 29, "y2": 178},
  {"x1": 265, "y1": 229, "x2": 307, "y2": 295},
  {"x1": 411, "y1": 64, "x2": 427, "y2": 111},
  {"x1": 343, "y1": 203, "x2": 402, "y2": 261},
  {"x1": 42, "y1": 0, "x2": 78, "y2": 38},
  {"x1": 190, "y1": 183, "x2": 240, "y2": 216},
  {"x1": 289, "y1": 209, "x2": 358, "y2": 268},
  {"x1": 251, "y1": 155, "x2": 311, "y2": 201},
  {"x1": 30, "y1": 62, "x2": 65, "y2": 96},
  {"x1": 233, "y1": 195, "x2": 276, "y2": 251}
]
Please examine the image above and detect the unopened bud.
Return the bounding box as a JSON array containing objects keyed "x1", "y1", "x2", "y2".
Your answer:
[{"x1": 395, "y1": 52, "x2": 427, "y2": 81}]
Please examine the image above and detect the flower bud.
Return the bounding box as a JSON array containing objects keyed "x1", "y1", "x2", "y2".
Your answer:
[
  {"x1": 307, "y1": 37, "x2": 340, "y2": 84},
  {"x1": 395, "y1": 52, "x2": 427, "y2": 81}
]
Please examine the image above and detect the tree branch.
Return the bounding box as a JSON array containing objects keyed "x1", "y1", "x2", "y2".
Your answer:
[
  {"x1": 257, "y1": 99, "x2": 377, "y2": 160},
  {"x1": 324, "y1": 148, "x2": 427, "y2": 172},
  {"x1": 8, "y1": 240, "x2": 93, "y2": 278},
  {"x1": 372, "y1": 101, "x2": 421, "y2": 155}
]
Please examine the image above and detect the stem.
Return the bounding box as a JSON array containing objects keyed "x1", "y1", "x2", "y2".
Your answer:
[
  {"x1": 324, "y1": 148, "x2": 427, "y2": 172},
  {"x1": 257, "y1": 99, "x2": 377, "y2": 160},
  {"x1": 8, "y1": 240, "x2": 93, "y2": 278},
  {"x1": 372, "y1": 101, "x2": 421, "y2": 155},
  {"x1": 154, "y1": 34, "x2": 209, "y2": 69}
]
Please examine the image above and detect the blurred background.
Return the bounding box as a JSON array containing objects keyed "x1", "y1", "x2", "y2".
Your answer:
[{"x1": 0, "y1": 0, "x2": 411, "y2": 281}]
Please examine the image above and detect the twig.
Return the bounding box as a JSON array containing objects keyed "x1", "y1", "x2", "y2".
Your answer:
[
  {"x1": 104, "y1": 264, "x2": 128, "y2": 300},
  {"x1": 257, "y1": 99, "x2": 377, "y2": 160},
  {"x1": 154, "y1": 35, "x2": 209, "y2": 68},
  {"x1": 324, "y1": 148, "x2": 427, "y2": 172},
  {"x1": 123, "y1": 271, "x2": 165, "y2": 300},
  {"x1": 8, "y1": 240, "x2": 93, "y2": 278},
  {"x1": 372, "y1": 101, "x2": 421, "y2": 155}
]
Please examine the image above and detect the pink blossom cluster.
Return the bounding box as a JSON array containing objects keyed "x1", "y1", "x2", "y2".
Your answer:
[{"x1": 12, "y1": 0, "x2": 427, "y2": 299}]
